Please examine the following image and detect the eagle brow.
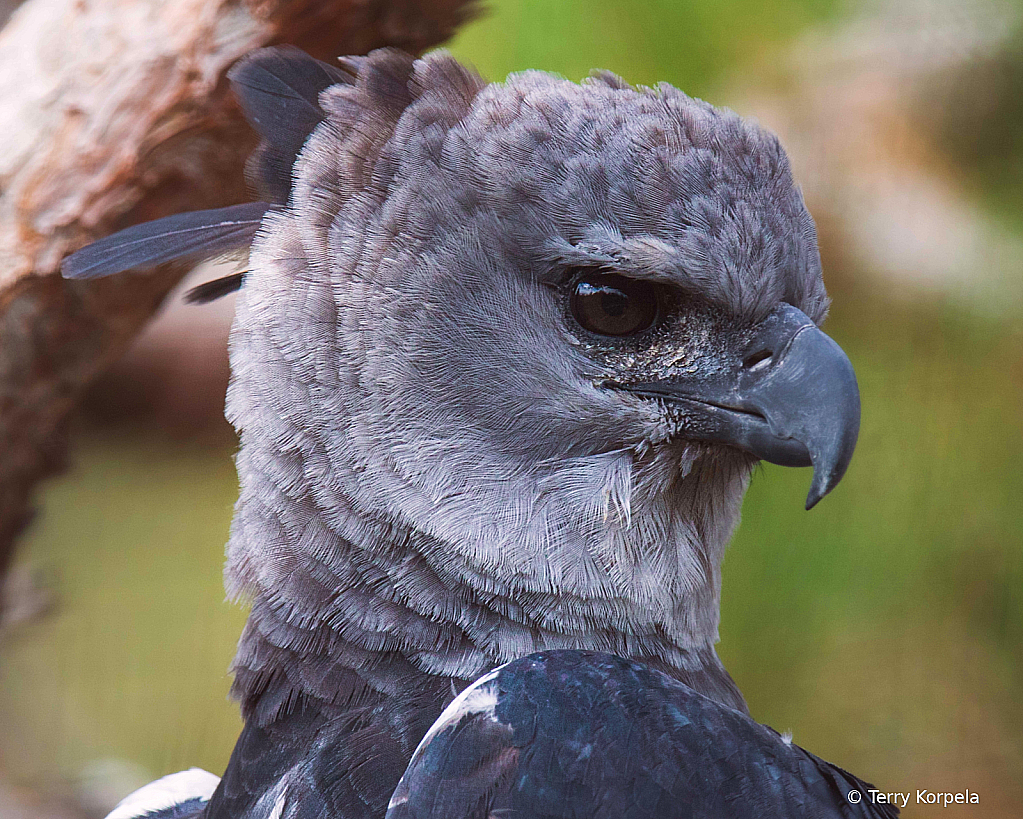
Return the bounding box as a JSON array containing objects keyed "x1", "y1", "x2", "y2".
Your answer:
[{"x1": 546, "y1": 236, "x2": 727, "y2": 308}]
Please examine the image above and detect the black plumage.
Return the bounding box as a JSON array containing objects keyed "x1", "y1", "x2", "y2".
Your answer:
[{"x1": 389, "y1": 652, "x2": 898, "y2": 819}]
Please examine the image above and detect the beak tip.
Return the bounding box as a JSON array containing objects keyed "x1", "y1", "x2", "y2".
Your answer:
[
  {"x1": 804, "y1": 467, "x2": 834, "y2": 511},
  {"x1": 804, "y1": 457, "x2": 848, "y2": 510}
]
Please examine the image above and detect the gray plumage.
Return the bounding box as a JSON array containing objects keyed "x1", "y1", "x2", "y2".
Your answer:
[
  {"x1": 65, "y1": 46, "x2": 866, "y2": 819},
  {"x1": 228, "y1": 47, "x2": 827, "y2": 723}
]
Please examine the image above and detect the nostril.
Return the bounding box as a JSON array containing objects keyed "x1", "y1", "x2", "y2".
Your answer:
[{"x1": 743, "y1": 349, "x2": 773, "y2": 370}]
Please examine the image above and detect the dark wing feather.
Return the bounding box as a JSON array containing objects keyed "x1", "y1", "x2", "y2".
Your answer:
[
  {"x1": 228, "y1": 46, "x2": 354, "y2": 203},
  {"x1": 61, "y1": 202, "x2": 270, "y2": 280},
  {"x1": 388, "y1": 651, "x2": 899, "y2": 819}
]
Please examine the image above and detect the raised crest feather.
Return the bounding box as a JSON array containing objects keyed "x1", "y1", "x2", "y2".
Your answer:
[
  {"x1": 229, "y1": 46, "x2": 354, "y2": 203},
  {"x1": 184, "y1": 271, "x2": 246, "y2": 304},
  {"x1": 60, "y1": 48, "x2": 356, "y2": 293},
  {"x1": 61, "y1": 202, "x2": 270, "y2": 280}
]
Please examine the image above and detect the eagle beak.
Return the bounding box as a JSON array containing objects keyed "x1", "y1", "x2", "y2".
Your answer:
[{"x1": 621, "y1": 304, "x2": 860, "y2": 509}]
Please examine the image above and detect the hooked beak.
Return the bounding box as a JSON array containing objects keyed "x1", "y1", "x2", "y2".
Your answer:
[{"x1": 618, "y1": 304, "x2": 860, "y2": 509}]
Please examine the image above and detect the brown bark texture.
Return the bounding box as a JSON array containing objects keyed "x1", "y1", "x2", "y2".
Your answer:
[{"x1": 0, "y1": 0, "x2": 476, "y2": 579}]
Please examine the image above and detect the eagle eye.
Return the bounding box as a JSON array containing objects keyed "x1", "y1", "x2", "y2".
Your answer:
[{"x1": 569, "y1": 272, "x2": 659, "y2": 337}]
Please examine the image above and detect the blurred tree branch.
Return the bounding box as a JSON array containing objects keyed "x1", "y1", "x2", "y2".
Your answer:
[{"x1": 0, "y1": 0, "x2": 476, "y2": 582}]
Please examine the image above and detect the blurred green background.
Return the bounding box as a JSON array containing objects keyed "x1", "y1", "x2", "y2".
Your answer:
[{"x1": 2, "y1": 0, "x2": 1021, "y2": 817}]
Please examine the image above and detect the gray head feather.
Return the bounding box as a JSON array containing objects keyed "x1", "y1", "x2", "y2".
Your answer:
[{"x1": 224, "y1": 49, "x2": 827, "y2": 721}]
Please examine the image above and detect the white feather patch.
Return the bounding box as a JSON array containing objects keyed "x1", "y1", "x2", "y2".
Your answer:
[
  {"x1": 253, "y1": 777, "x2": 289, "y2": 819},
  {"x1": 105, "y1": 768, "x2": 220, "y2": 819}
]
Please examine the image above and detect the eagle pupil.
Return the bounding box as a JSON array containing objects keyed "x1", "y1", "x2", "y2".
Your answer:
[
  {"x1": 570, "y1": 272, "x2": 658, "y2": 337},
  {"x1": 601, "y1": 291, "x2": 627, "y2": 317}
]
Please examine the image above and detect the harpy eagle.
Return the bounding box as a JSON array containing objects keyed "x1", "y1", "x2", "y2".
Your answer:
[{"x1": 64, "y1": 47, "x2": 887, "y2": 818}]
